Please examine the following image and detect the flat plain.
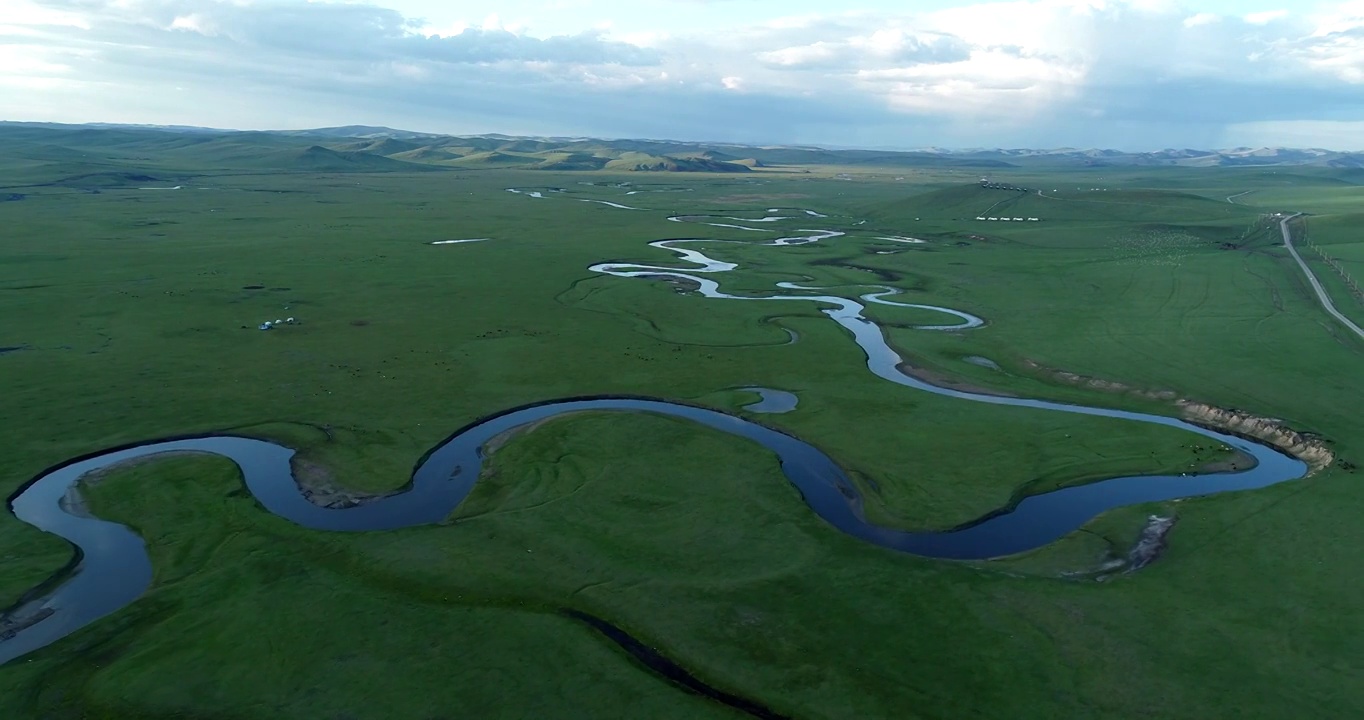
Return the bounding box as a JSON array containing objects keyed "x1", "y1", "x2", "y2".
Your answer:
[{"x1": 1, "y1": 128, "x2": 1361, "y2": 719}]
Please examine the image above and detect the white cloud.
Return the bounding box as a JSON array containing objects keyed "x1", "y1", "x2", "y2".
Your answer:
[
  {"x1": 1309, "y1": 0, "x2": 1364, "y2": 35},
  {"x1": 757, "y1": 41, "x2": 842, "y2": 68},
  {"x1": 0, "y1": 43, "x2": 75, "y2": 77},
  {"x1": 3, "y1": 0, "x2": 1364, "y2": 149},
  {"x1": 1223, "y1": 120, "x2": 1364, "y2": 149},
  {"x1": 169, "y1": 14, "x2": 214, "y2": 35},
  {"x1": 1244, "y1": 10, "x2": 1289, "y2": 25},
  {"x1": 1259, "y1": 3, "x2": 1364, "y2": 83},
  {"x1": 7, "y1": 0, "x2": 90, "y2": 30},
  {"x1": 1183, "y1": 12, "x2": 1220, "y2": 28},
  {"x1": 858, "y1": 47, "x2": 1084, "y2": 117}
]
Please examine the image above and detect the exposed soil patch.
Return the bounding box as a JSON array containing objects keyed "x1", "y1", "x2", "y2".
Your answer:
[
  {"x1": 1025, "y1": 359, "x2": 1336, "y2": 473},
  {"x1": 482, "y1": 414, "x2": 580, "y2": 460},
  {"x1": 1065, "y1": 515, "x2": 1180, "y2": 581},
  {"x1": 896, "y1": 361, "x2": 1017, "y2": 397},
  {"x1": 639, "y1": 273, "x2": 701, "y2": 293},
  {"x1": 1125, "y1": 514, "x2": 1176, "y2": 572},
  {"x1": 59, "y1": 451, "x2": 207, "y2": 518},
  {"x1": 963, "y1": 355, "x2": 1002, "y2": 371},
  {"x1": 291, "y1": 457, "x2": 391, "y2": 509},
  {"x1": 810, "y1": 258, "x2": 902, "y2": 282},
  {"x1": 1, "y1": 604, "x2": 54, "y2": 641},
  {"x1": 1179, "y1": 401, "x2": 1336, "y2": 472},
  {"x1": 1198, "y1": 449, "x2": 1257, "y2": 473},
  {"x1": 1023, "y1": 359, "x2": 1179, "y2": 401}
]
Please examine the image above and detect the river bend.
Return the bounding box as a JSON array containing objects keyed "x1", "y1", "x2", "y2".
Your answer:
[{"x1": 1, "y1": 204, "x2": 1309, "y2": 665}]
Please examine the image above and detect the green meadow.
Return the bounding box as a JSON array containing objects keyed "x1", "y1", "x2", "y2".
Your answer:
[{"x1": 1, "y1": 129, "x2": 1361, "y2": 718}]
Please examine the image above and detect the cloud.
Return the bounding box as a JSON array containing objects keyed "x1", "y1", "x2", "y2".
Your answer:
[
  {"x1": 1182, "y1": 13, "x2": 1219, "y2": 28},
  {"x1": 4, "y1": 0, "x2": 1364, "y2": 149},
  {"x1": 1223, "y1": 120, "x2": 1364, "y2": 149},
  {"x1": 23, "y1": 0, "x2": 659, "y2": 66},
  {"x1": 1245, "y1": 10, "x2": 1290, "y2": 25},
  {"x1": 757, "y1": 30, "x2": 969, "y2": 70}
]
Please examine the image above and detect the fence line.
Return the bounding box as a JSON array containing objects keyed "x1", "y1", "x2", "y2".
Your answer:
[{"x1": 1306, "y1": 239, "x2": 1363, "y2": 302}]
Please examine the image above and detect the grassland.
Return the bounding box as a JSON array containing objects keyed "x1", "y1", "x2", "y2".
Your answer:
[{"x1": 1, "y1": 133, "x2": 1361, "y2": 718}]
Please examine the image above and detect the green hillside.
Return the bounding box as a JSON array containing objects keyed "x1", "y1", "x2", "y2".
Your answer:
[
  {"x1": 450, "y1": 151, "x2": 541, "y2": 167},
  {"x1": 333, "y1": 137, "x2": 425, "y2": 156},
  {"x1": 603, "y1": 152, "x2": 750, "y2": 173},
  {"x1": 389, "y1": 146, "x2": 463, "y2": 162},
  {"x1": 258, "y1": 145, "x2": 438, "y2": 172},
  {"x1": 534, "y1": 152, "x2": 610, "y2": 171},
  {"x1": 878, "y1": 183, "x2": 1246, "y2": 223}
]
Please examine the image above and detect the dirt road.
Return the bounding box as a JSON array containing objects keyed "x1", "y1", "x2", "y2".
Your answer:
[{"x1": 1279, "y1": 213, "x2": 1364, "y2": 341}]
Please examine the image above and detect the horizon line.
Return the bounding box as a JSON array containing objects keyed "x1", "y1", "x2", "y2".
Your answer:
[{"x1": 3, "y1": 119, "x2": 1362, "y2": 155}]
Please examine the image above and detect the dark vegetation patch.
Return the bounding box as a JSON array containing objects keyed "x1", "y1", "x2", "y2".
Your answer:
[
  {"x1": 35, "y1": 172, "x2": 163, "y2": 190},
  {"x1": 808, "y1": 258, "x2": 901, "y2": 282},
  {"x1": 0, "y1": 254, "x2": 68, "y2": 264},
  {"x1": 241, "y1": 285, "x2": 265, "y2": 290},
  {"x1": 562, "y1": 609, "x2": 789, "y2": 720},
  {"x1": 638, "y1": 274, "x2": 701, "y2": 293}
]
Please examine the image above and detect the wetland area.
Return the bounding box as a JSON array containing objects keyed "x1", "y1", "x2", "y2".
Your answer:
[{"x1": 1, "y1": 127, "x2": 1360, "y2": 719}]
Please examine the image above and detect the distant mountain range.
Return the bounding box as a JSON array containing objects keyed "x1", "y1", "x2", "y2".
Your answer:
[
  {"x1": 2, "y1": 122, "x2": 1362, "y2": 180},
  {"x1": 925, "y1": 145, "x2": 1364, "y2": 168}
]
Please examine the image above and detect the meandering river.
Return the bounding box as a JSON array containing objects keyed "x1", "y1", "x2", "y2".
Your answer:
[{"x1": 1, "y1": 204, "x2": 1308, "y2": 665}]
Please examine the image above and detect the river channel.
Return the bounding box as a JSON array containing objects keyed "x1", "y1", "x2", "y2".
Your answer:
[{"x1": 1, "y1": 206, "x2": 1308, "y2": 665}]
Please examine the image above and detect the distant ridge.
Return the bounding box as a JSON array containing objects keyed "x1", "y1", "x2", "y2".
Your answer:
[{"x1": 1, "y1": 121, "x2": 1362, "y2": 176}]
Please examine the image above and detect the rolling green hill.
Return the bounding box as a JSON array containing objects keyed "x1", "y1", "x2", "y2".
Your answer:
[
  {"x1": 3, "y1": 123, "x2": 1361, "y2": 183},
  {"x1": 449, "y1": 150, "x2": 541, "y2": 167},
  {"x1": 533, "y1": 152, "x2": 610, "y2": 171},
  {"x1": 603, "y1": 152, "x2": 751, "y2": 173},
  {"x1": 334, "y1": 137, "x2": 426, "y2": 156},
  {"x1": 262, "y1": 145, "x2": 438, "y2": 172},
  {"x1": 879, "y1": 183, "x2": 1246, "y2": 224},
  {"x1": 389, "y1": 146, "x2": 463, "y2": 163}
]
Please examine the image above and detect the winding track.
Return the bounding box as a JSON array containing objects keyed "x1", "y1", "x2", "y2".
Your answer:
[{"x1": 1278, "y1": 213, "x2": 1364, "y2": 341}]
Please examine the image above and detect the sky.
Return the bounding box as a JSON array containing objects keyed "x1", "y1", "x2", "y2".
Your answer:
[{"x1": 3, "y1": 0, "x2": 1364, "y2": 150}]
